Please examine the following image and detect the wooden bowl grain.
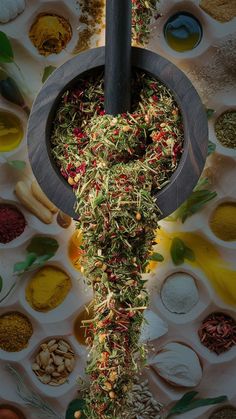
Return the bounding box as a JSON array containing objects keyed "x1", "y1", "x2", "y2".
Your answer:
[{"x1": 28, "y1": 47, "x2": 208, "y2": 219}]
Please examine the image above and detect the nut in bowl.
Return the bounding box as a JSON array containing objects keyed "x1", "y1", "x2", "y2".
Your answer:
[{"x1": 31, "y1": 337, "x2": 76, "y2": 388}]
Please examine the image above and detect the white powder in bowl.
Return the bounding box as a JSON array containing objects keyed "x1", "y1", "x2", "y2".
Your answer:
[{"x1": 160, "y1": 273, "x2": 199, "y2": 314}]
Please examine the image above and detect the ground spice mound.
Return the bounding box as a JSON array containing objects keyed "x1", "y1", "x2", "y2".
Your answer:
[
  {"x1": 200, "y1": 0, "x2": 236, "y2": 22},
  {"x1": 0, "y1": 312, "x2": 33, "y2": 352},
  {"x1": 0, "y1": 203, "x2": 26, "y2": 244},
  {"x1": 29, "y1": 13, "x2": 72, "y2": 56},
  {"x1": 215, "y1": 110, "x2": 236, "y2": 149},
  {"x1": 209, "y1": 406, "x2": 236, "y2": 419},
  {"x1": 74, "y1": 0, "x2": 105, "y2": 53}
]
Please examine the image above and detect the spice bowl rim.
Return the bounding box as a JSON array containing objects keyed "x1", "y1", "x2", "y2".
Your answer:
[
  {"x1": 201, "y1": 195, "x2": 236, "y2": 250},
  {"x1": 156, "y1": 0, "x2": 216, "y2": 61},
  {"x1": 28, "y1": 46, "x2": 208, "y2": 219},
  {"x1": 18, "y1": 0, "x2": 81, "y2": 65},
  {"x1": 156, "y1": 267, "x2": 212, "y2": 323},
  {"x1": 208, "y1": 104, "x2": 236, "y2": 158},
  {"x1": 0, "y1": 305, "x2": 43, "y2": 362},
  {"x1": 26, "y1": 334, "x2": 83, "y2": 398},
  {"x1": 0, "y1": 198, "x2": 36, "y2": 250},
  {"x1": 0, "y1": 100, "x2": 27, "y2": 161},
  {"x1": 19, "y1": 259, "x2": 90, "y2": 324}
]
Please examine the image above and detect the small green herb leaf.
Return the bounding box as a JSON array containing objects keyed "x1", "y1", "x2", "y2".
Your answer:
[
  {"x1": 206, "y1": 108, "x2": 215, "y2": 119},
  {"x1": 66, "y1": 399, "x2": 86, "y2": 419},
  {"x1": 167, "y1": 392, "x2": 227, "y2": 417},
  {"x1": 170, "y1": 237, "x2": 185, "y2": 265},
  {"x1": 208, "y1": 140, "x2": 216, "y2": 156},
  {"x1": 0, "y1": 275, "x2": 3, "y2": 293},
  {"x1": 0, "y1": 31, "x2": 14, "y2": 63},
  {"x1": 170, "y1": 237, "x2": 195, "y2": 266},
  {"x1": 14, "y1": 253, "x2": 37, "y2": 273},
  {"x1": 8, "y1": 160, "x2": 26, "y2": 170},
  {"x1": 148, "y1": 252, "x2": 164, "y2": 262},
  {"x1": 42, "y1": 65, "x2": 56, "y2": 83},
  {"x1": 26, "y1": 236, "x2": 59, "y2": 256},
  {"x1": 30, "y1": 253, "x2": 54, "y2": 269},
  {"x1": 93, "y1": 193, "x2": 105, "y2": 207}
]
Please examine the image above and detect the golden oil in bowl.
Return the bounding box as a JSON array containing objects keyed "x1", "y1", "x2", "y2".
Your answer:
[{"x1": 164, "y1": 12, "x2": 202, "y2": 52}]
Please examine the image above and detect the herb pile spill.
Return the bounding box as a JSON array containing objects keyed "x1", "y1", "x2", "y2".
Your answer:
[{"x1": 50, "y1": 71, "x2": 184, "y2": 418}]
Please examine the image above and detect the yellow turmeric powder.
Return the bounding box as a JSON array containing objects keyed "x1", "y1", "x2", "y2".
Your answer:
[
  {"x1": 29, "y1": 14, "x2": 72, "y2": 56},
  {"x1": 26, "y1": 265, "x2": 72, "y2": 311},
  {"x1": 209, "y1": 202, "x2": 236, "y2": 241}
]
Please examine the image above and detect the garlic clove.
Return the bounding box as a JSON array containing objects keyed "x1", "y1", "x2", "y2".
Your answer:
[{"x1": 150, "y1": 342, "x2": 202, "y2": 387}]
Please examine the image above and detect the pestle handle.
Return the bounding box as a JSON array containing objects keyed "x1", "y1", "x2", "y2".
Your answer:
[{"x1": 105, "y1": 0, "x2": 132, "y2": 116}]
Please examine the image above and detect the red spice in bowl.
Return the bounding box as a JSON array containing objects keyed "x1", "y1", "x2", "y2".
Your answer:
[
  {"x1": 0, "y1": 204, "x2": 26, "y2": 244},
  {"x1": 198, "y1": 312, "x2": 236, "y2": 355}
]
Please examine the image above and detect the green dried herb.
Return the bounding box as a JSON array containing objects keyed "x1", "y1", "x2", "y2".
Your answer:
[{"x1": 215, "y1": 110, "x2": 236, "y2": 149}]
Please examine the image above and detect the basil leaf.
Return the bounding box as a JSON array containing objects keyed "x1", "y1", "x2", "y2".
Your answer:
[
  {"x1": 0, "y1": 31, "x2": 14, "y2": 63},
  {"x1": 8, "y1": 160, "x2": 26, "y2": 170},
  {"x1": 148, "y1": 252, "x2": 164, "y2": 262},
  {"x1": 42, "y1": 65, "x2": 56, "y2": 83},
  {"x1": 66, "y1": 399, "x2": 86, "y2": 419},
  {"x1": 170, "y1": 237, "x2": 185, "y2": 265},
  {"x1": 0, "y1": 275, "x2": 3, "y2": 293},
  {"x1": 26, "y1": 236, "x2": 59, "y2": 256},
  {"x1": 14, "y1": 253, "x2": 37, "y2": 273}
]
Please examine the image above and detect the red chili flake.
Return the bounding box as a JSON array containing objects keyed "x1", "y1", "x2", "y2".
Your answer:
[
  {"x1": 152, "y1": 95, "x2": 159, "y2": 102},
  {"x1": 99, "y1": 110, "x2": 106, "y2": 116},
  {"x1": 76, "y1": 162, "x2": 87, "y2": 175},
  {"x1": 198, "y1": 312, "x2": 236, "y2": 355}
]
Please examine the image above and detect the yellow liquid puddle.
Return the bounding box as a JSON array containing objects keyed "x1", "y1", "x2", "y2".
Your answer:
[
  {"x1": 150, "y1": 229, "x2": 236, "y2": 307},
  {"x1": 0, "y1": 111, "x2": 23, "y2": 152},
  {"x1": 73, "y1": 301, "x2": 94, "y2": 346},
  {"x1": 68, "y1": 230, "x2": 83, "y2": 271}
]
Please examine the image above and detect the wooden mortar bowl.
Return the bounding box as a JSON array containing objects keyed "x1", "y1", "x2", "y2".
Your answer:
[{"x1": 28, "y1": 47, "x2": 208, "y2": 219}]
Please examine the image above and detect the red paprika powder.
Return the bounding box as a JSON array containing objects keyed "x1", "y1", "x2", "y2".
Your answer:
[{"x1": 0, "y1": 204, "x2": 26, "y2": 244}]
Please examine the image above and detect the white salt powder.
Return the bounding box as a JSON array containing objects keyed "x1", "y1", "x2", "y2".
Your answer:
[{"x1": 160, "y1": 272, "x2": 199, "y2": 314}]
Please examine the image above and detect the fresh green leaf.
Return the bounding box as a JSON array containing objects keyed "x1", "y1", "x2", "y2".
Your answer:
[
  {"x1": 13, "y1": 253, "x2": 37, "y2": 273},
  {"x1": 170, "y1": 237, "x2": 195, "y2": 266},
  {"x1": 26, "y1": 236, "x2": 59, "y2": 256},
  {"x1": 208, "y1": 140, "x2": 216, "y2": 156},
  {"x1": 170, "y1": 237, "x2": 185, "y2": 265},
  {"x1": 148, "y1": 252, "x2": 164, "y2": 262},
  {"x1": 206, "y1": 108, "x2": 215, "y2": 119},
  {"x1": 167, "y1": 392, "x2": 227, "y2": 417},
  {"x1": 168, "y1": 391, "x2": 198, "y2": 413},
  {"x1": 0, "y1": 275, "x2": 3, "y2": 293},
  {"x1": 66, "y1": 399, "x2": 86, "y2": 419},
  {"x1": 0, "y1": 31, "x2": 14, "y2": 63},
  {"x1": 42, "y1": 65, "x2": 56, "y2": 83},
  {"x1": 8, "y1": 160, "x2": 26, "y2": 170}
]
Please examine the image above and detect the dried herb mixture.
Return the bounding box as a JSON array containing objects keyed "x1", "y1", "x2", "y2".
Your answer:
[{"x1": 51, "y1": 71, "x2": 183, "y2": 418}]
